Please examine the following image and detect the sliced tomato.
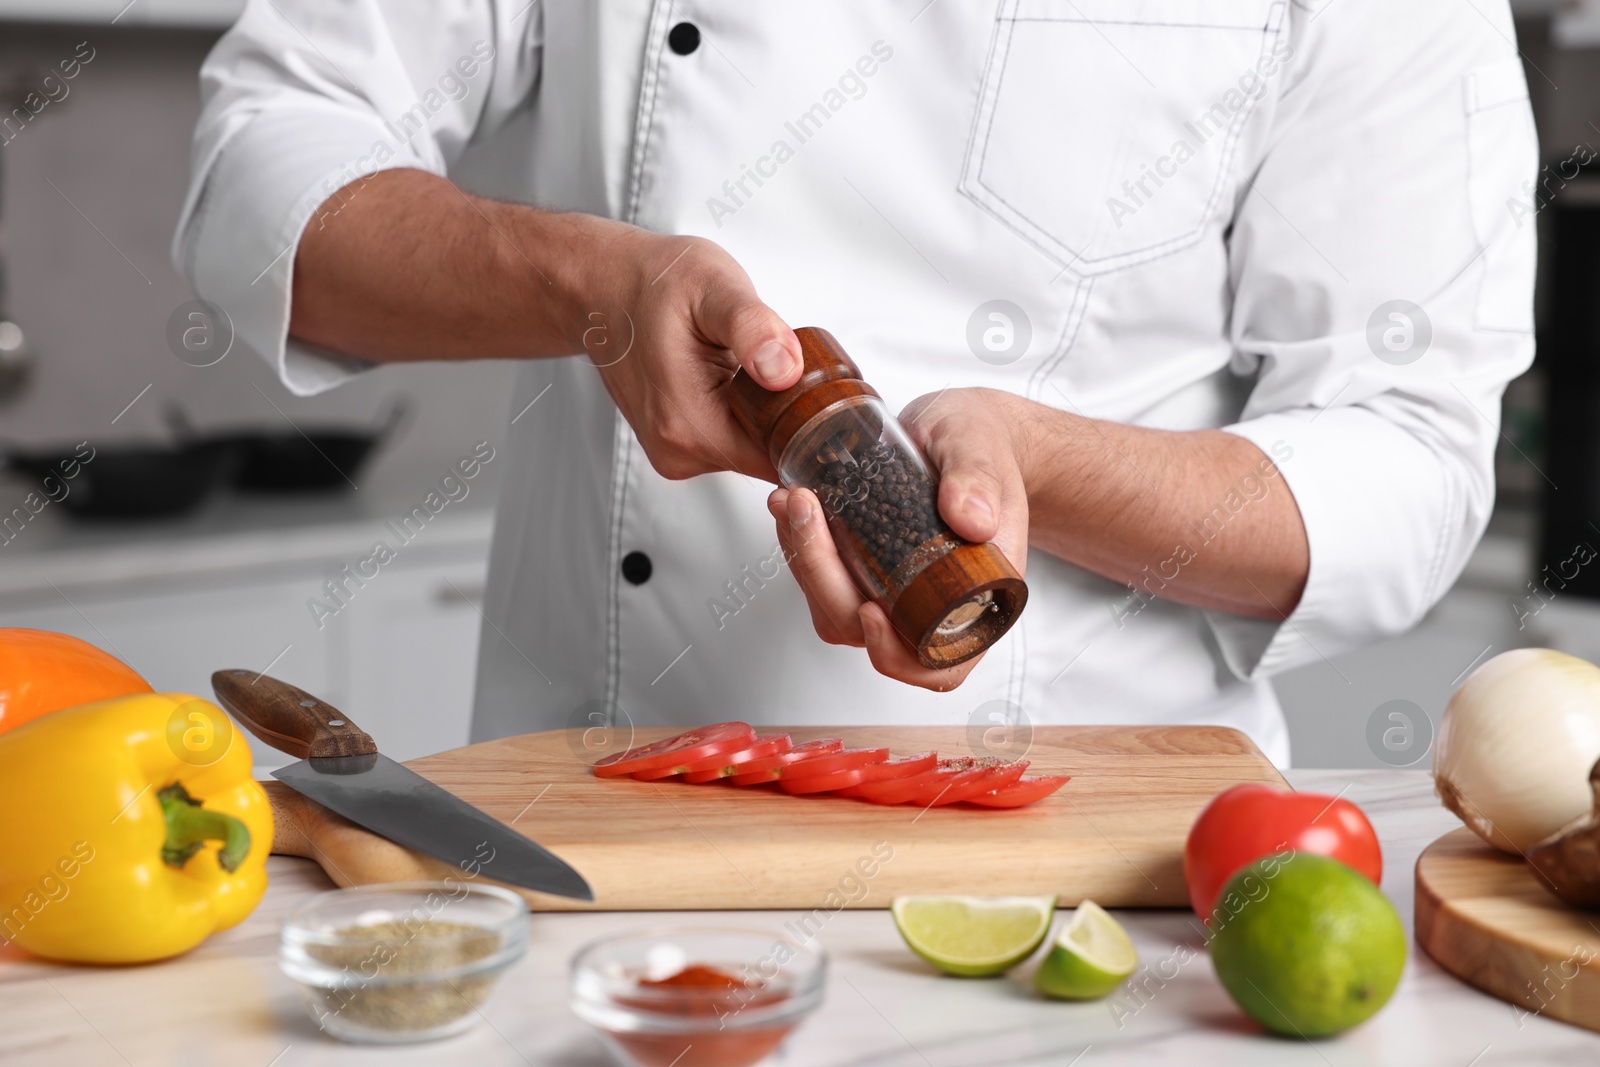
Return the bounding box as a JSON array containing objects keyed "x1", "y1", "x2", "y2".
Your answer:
[
  {"x1": 782, "y1": 752, "x2": 938, "y2": 797},
  {"x1": 726, "y1": 738, "x2": 845, "y2": 785},
  {"x1": 672, "y1": 734, "x2": 795, "y2": 783},
  {"x1": 592, "y1": 722, "x2": 755, "y2": 779},
  {"x1": 777, "y1": 747, "x2": 890, "y2": 782},
  {"x1": 635, "y1": 733, "x2": 789, "y2": 782},
  {"x1": 848, "y1": 758, "x2": 1021, "y2": 806},
  {"x1": 778, "y1": 766, "x2": 868, "y2": 795},
  {"x1": 832, "y1": 752, "x2": 938, "y2": 796},
  {"x1": 858, "y1": 750, "x2": 937, "y2": 782},
  {"x1": 964, "y1": 775, "x2": 1072, "y2": 808},
  {"x1": 844, "y1": 757, "x2": 986, "y2": 805},
  {"x1": 924, "y1": 760, "x2": 1029, "y2": 806}
]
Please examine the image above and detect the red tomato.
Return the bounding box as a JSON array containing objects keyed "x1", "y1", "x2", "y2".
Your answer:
[
  {"x1": 778, "y1": 766, "x2": 868, "y2": 795},
  {"x1": 592, "y1": 722, "x2": 755, "y2": 778},
  {"x1": 777, "y1": 747, "x2": 889, "y2": 782},
  {"x1": 678, "y1": 732, "x2": 793, "y2": 783},
  {"x1": 775, "y1": 752, "x2": 938, "y2": 797},
  {"x1": 847, "y1": 762, "x2": 966, "y2": 804},
  {"x1": 725, "y1": 739, "x2": 845, "y2": 785},
  {"x1": 848, "y1": 757, "x2": 1010, "y2": 805},
  {"x1": 1183, "y1": 783, "x2": 1383, "y2": 919},
  {"x1": 637, "y1": 734, "x2": 792, "y2": 782},
  {"x1": 964, "y1": 775, "x2": 1072, "y2": 808},
  {"x1": 850, "y1": 751, "x2": 937, "y2": 785},
  {"x1": 924, "y1": 760, "x2": 1028, "y2": 806}
]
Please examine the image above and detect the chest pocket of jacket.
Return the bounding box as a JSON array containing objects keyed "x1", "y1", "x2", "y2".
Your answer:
[{"x1": 961, "y1": 0, "x2": 1284, "y2": 276}]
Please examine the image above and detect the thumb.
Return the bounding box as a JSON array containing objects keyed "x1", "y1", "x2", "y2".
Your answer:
[
  {"x1": 697, "y1": 280, "x2": 802, "y2": 390},
  {"x1": 936, "y1": 452, "x2": 1005, "y2": 546},
  {"x1": 910, "y1": 404, "x2": 1008, "y2": 545}
]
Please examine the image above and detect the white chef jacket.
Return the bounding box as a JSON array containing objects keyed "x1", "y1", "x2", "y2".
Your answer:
[{"x1": 175, "y1": 0, "x2": 1537, "y2": 767}]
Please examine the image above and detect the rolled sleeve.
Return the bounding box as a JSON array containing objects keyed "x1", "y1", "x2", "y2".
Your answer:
[
  {"x1": 1215, "y1": 408, "x2": 1464, "y2": 678},
  {"x1": 1206, "y1": 0, "x2": 1536, "y2": 678},
  {"x1": 182, "y1": 104, "x2": 427, "y2": 394},
  {"x1": 173, "y1": 0, "x2": 542, "y2": 395}
]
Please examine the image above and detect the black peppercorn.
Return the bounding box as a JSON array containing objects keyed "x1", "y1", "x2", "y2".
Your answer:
[
  {"x1": 814, "y1": 443, "x2": 951, "y2": 584},
  {"x1": 726, "y1": 327, "x2": 1027, "y2": 667}
]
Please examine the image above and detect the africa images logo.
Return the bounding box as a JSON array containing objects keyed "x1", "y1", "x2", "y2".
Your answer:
[{"x1": 1365, "y1": 301, "x2": 1432, "y2": 366}]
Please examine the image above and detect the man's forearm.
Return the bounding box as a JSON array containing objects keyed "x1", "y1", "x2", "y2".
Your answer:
[
  {"x1": 290, "y1": 168, "x2": 632, "y2": 361},
  {"x1": 1008, "y1": 396, "x2": 1309, "y2": 621},
  {"x1": 288, "y1": 168, "x2": 805, "y2": 482}
]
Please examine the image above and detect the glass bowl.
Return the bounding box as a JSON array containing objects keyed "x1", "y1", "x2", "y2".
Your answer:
[
  {"x1": 570, "y1": 925, "x2": 827, "y2": 1067},
  {"x1": 280, "y1": 881, "x2": 528, "y2": 1043}
]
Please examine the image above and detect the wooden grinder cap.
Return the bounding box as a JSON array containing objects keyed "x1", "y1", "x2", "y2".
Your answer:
[{"x1": 728, "y1": 327, "x2": 879, "y2": 469}]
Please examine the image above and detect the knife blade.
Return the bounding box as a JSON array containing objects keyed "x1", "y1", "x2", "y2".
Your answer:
[{"x1": 212, "y1": 670, "x2": 592, "y2": 902}]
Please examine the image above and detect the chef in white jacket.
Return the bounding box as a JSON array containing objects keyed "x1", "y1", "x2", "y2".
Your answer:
[{"x1": 176, "y1": 0, "x2": 1536, "y2": 767}]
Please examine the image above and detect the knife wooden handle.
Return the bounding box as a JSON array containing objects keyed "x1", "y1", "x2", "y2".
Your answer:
[
  {"x1": 212, "y1": 670, "x2": 378, "y2": 759},
  {"x1": 263, "y1": 780, "x2": 448, "y2": 882},
  {"x1": 262, "y1": 781, "x2": 546, "y2": 910}
]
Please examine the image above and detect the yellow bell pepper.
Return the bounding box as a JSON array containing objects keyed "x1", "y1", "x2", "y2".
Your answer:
[{"x1": 0, "y1": 692, "x2": 271, "y2": 963}]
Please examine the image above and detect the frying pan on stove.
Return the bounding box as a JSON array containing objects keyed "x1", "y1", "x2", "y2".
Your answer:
[
  {"x1": 206, "y1": 399, "x2": 409, "y2": 492},
  {"x1": 3, "y1": 439, "x2": 231, "y2": 519}
]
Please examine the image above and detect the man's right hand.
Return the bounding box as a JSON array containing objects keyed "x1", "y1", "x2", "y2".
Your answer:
[
  {"x1": 290, "y1": 168, "x2": 801, "y2": 482},
  {"x1": 573, "y1": 222, "x2": 802, "y2": 481}
]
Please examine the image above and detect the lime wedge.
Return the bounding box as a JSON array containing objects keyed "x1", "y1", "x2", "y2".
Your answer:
[
  {"x1": 1033, "y1": 900, "x2": 1139, "y2": 1000},
  {"x1": 891, "y1": 895, "x2": 1056, "y2": 977}
]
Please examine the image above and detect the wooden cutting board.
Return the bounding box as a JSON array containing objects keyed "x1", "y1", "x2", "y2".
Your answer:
[
  {"x1": 266, "y1": 725, "x2": 1286, "y2": 911},
  {"x1": 1416, "y1": 827, "x2": 1600, "y2": 1032}
]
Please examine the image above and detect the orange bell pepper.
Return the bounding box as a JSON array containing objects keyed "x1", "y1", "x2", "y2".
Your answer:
[{"x1": 0, "y1": 628, "x2": 152, "y2": 736}]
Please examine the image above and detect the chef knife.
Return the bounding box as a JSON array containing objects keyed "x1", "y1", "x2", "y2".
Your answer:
[{"x1": 212, "y1": 669, "x2": 593, "y2": 901}]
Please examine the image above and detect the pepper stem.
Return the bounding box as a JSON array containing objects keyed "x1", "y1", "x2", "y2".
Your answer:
[{"x1": 159, "y1": 783, "x2": 251, "y2": 873}]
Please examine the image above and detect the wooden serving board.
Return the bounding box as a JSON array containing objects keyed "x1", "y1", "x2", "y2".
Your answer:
[
  {"x1": 266, "y1": 725, "x2": 1286, "y2": 911},
  {"x1": 1416, "y1": 827, "x2": 1600, "y2": 1032}
]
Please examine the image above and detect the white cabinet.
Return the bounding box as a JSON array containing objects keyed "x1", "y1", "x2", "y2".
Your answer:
[
  {"x1": 0, "y1": 571, "x2": 339, "y2": 716},
  {"x1": 330, "y1": 558, "x2": 487, "y2": 765},
  {"x1": 0, "y1": 500, "x2": 491, "y2": 771}
]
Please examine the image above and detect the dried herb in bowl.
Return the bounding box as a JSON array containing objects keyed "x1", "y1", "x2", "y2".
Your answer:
[
  {"x1": 305, "y1": 919, "x2": 500, "y2": 1035},
  {"x1": 281, "y1": 881, "x2": 529, "y2": 1044}
]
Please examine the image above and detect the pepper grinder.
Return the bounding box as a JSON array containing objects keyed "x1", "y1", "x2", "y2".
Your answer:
[{"x1": 729, "y1": 327, "x2": 1027, "y2": 668}]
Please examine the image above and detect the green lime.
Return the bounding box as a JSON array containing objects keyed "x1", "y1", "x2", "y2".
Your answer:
[
  {"x1": 1209, "y1": 852, "x2": 1405, "y2": 1038},
  {"x1": 1033, "y1": 900, "x2": 1139, "y2": 1000},
  {"x1": 891, "y1": 895, "x2": 1056, "y2": 977}
]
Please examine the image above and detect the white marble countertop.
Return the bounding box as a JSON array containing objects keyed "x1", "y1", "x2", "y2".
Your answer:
[{"x1": 5, "y1": 769, "x2": 1598, "y2": 1067}]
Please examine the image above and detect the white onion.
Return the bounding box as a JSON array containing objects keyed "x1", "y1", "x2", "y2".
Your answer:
[{"x1": 1434, "y1": 648, "x2": 1600, "y2": 854}]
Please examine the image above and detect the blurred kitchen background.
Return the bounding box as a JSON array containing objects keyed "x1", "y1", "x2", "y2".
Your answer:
[{"x1": 0, "y1": 0, "x2": 1591, "y2": 771}]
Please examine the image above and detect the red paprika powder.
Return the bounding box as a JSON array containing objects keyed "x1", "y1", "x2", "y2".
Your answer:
[{"x1": 607, "y1": 963, "x2": 795, "y2": 1067}]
